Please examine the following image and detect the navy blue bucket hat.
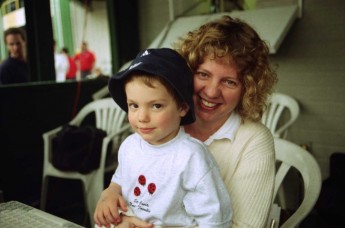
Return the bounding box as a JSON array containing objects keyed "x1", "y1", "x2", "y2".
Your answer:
[{"x1": 108, "y1": 48, "x2": 195, "y2": 125}]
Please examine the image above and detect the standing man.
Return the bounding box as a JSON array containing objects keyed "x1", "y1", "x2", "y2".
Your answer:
[
  {"x1": 74, "y1": 41, "x2": 96, "y2": 79},
  {"x1": 53, "y1": 40, "x2": 69, "y2": 82},
  {"x1": 0, "y1": 27, "x2": 29, "y2": 85}
]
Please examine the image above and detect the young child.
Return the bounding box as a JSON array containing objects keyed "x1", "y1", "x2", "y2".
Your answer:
[{"x1": 94, "y1": 48, "x2": 232, "y2": 228}]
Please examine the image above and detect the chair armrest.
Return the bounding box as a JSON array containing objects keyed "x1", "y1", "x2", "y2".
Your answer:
[
  {"x1": 42, "y1": 126, "x2": 64, "y2": 163},
  {"x1": 42, "y1": 126, "x2": 63, "y2": 141}
]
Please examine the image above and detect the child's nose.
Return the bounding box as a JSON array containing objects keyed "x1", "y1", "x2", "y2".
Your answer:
[{"x1": 138, "y1": 108, "x2": 149, "y2": 122}]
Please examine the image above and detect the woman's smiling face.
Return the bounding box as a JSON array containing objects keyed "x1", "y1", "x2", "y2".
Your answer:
[{"x1": 192, "y1": 56, "x2": 243, "y2": 129}]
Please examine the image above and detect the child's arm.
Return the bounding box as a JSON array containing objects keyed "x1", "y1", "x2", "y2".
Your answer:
[
  {"x1": 93, "y1": 182, "x2": 128, "y2": 227},
  {"x1": 94, "y1": 183, "x2": 154, "y2": 228}
]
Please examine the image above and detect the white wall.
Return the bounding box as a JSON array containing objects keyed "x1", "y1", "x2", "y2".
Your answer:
[
  {"x1": 67, "y1": 0, "x2": 209, "y2": 73},
  {"x1": 138, "y1": 0, "x2": 210, "y2": 49},
  {"x1": 270, "y1": 0, "x2": 345, "y2": 179},
  {"x1": 66, "y1": 0, "x2": 345, "y2": 180},
  {"x1": 69, "y1": 1, "x2": 112, "y2": 75},
  {"x1": 138, "y1": 0, "x2": 345, "y2": 180}
]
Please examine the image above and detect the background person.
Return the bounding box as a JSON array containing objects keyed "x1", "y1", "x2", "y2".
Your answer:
[
  {"x1": 62, "y1": 47, "x2": 77, "y2": 80},
  {"x1": 94, "y1": 48, "x2": 232, "y2": 228},
  {"x1": 74, "y1": 41, "x2": 96, "y2": 79},
  {"x1": 54, "y1": 41, "x2": 69, "y2": 82},
  {"x1": 0, "y1": 27, "x2": 29, "y2": 85}
]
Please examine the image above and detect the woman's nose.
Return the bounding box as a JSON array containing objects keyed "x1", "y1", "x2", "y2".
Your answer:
[{"x1": 204, "y1": 81, "x2": 221, "y2": 98}]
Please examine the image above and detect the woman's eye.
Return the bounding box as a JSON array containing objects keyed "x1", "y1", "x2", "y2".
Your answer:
[
  {"x1": 152, "y1": 104, "x2": 162, "y2": 109},
  {"x1": 224, "y1": 79, "x2": 237, "y2": 88},
  {"x1": 195, "y1": 71, "x2": 208, "y2": 79}
]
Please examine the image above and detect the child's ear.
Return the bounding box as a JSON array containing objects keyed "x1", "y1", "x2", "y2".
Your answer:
[{"x1": 179, "y1": 103, "x2": 189, "y2": 117}]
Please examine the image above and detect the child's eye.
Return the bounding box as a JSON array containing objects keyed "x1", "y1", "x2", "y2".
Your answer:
[
  {"x1": 152, "y1": 104, "x2": 162, "y2": 109},
  {"x1": 128, "y1": 103, "x2": 138, "y2": 109}
]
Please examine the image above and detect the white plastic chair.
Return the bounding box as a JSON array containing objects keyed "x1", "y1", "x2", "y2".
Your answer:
[
  {"x1": 40, "y1": 98, "x2": 131, "y2": 226},
  {"x1": 92, "y1": 61, "x2": 132, "y2": 101},
  {"x1": 262, "y1": 93, "x2": 300, "y2": 138},
  {"x1": 267, "y1": 138, "x2": 322, "y2": 228}
]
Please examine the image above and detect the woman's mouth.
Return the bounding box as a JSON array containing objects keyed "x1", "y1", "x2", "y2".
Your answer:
[
  {"x1": 200, "y1": 98, "x2": 219, "y2": 110},
  {"x1": 201, "y1": 99, "x2": 216, "y2": 107}
]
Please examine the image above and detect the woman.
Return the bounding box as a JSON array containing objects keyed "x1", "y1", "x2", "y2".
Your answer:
[
  {"x1": 176, "y1": 15, "x2": 277, "y2": 227},
  {"x1": 95, "y1": 15, "x2": 277, "y2": 228}
]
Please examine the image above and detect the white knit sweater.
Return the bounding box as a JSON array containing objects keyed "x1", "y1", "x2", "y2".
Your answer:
[{"x1": 207, "y1": 120, "x2": 275, "y2": 228}]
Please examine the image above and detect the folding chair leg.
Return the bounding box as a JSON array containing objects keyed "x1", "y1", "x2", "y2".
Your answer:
[
  {"x1": 277, "y1": 187, "x2": 287, "y2": 210},
  {"x1": 40, "y1": 176, "x2": 49, "y2": 210},
  {"x1": 84, "y1": 179, "x2": 103, "y2": 226}
]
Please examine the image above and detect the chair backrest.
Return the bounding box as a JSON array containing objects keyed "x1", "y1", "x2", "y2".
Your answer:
[
  {"x1": 69, "y1": 97, "x2": 127, "y2": 135},
  {"x1": 274, "y1": 138, "x2": 322, "y2": 228},
  {"x1": 262, "y1": 93, "x2": 300, "y2": 138},
  {"x1": 92, "y1": 61, "x2": 132, "y2": 101}
]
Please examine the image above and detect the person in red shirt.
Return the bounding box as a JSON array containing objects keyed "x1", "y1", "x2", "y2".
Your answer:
[
  {"x1": 62, "y1": 47, "x2": 77, "y2": 80},
  {"x1": 74, "y1": 41, "x2": 96, "y2": 79}
]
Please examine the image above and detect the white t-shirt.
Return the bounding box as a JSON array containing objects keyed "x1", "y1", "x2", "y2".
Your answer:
[{"x1": 112, "y1": 128, "x2": 232, "y2": 228}]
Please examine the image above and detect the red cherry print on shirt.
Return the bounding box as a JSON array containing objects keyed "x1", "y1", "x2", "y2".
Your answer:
[
  {"x1": 138, "y1": 175, "x2": 146, "y2": 186},
  {"x1": 134, "y1": 186, "x2": 141, "y2": 196},
  {"x1": 147, "y1": 183, "x2": 156, "y2": 194}
]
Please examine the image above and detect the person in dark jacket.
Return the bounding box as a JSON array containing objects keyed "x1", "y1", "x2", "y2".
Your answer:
[{"x1": 0, "y1": 27, "x2": 29, "y2": 85}]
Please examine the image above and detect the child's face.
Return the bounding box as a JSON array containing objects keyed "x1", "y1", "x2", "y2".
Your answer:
[{"x1": 125, "y1": 78, "x2": 188, "y2": 145}]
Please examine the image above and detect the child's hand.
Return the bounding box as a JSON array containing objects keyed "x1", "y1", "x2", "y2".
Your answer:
[{"x1": 94, "y1": 183, "x2": 128, "y2": 227}]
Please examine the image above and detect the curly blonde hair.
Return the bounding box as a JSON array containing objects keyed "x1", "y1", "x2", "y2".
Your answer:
[{"x1": 175, "y1": 15, "x2": 277, "y2": 122}]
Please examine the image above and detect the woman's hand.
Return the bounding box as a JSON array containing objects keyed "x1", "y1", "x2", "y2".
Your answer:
[
  {"x1": 117, "y1": 215, "x2": 154, "y2": 228},
  {"x1": 94, "y1": 183, "x2": 128, "y2": 227}
]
